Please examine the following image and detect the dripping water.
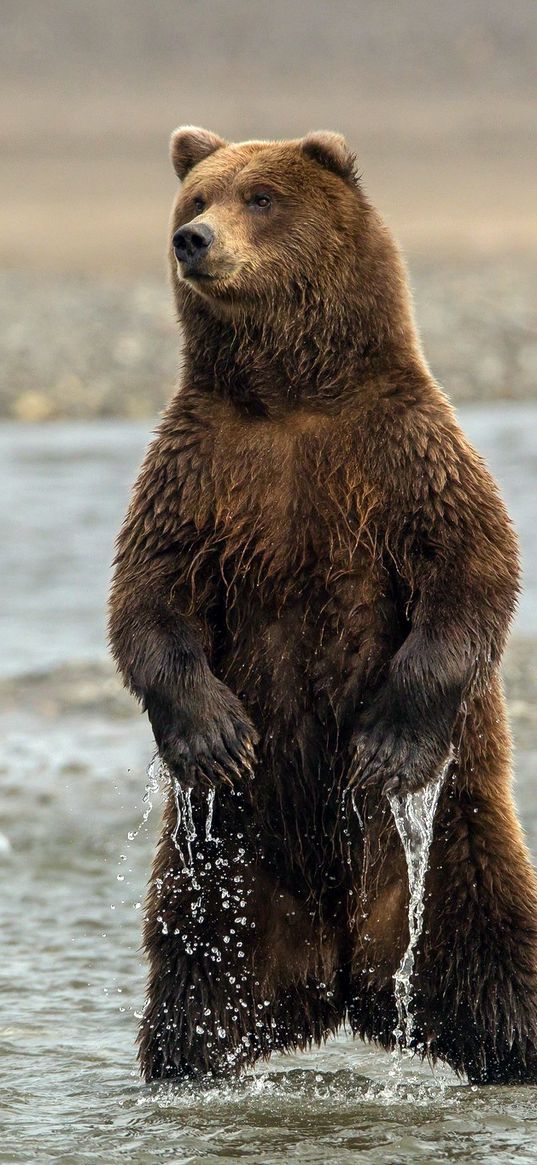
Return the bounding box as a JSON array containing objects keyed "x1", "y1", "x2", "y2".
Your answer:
[
  {"x1": 387, "y1": 752, "x2": 453, "y2": 1057},
  {"x1": 170, "y1": 775, "x2": 218, "y2": 866},
  {"x1": 205, "y1": 787, "x2": 216, "y2": 841},
  {"x1": 171, "y1": 775, "x2": 187, "y2": 865},
  {"x1": 171, "y1": 779, "x2": 197, "y2": 867},
  {"x1": 126, "y1": 754, "x2": 163, "y2": 840}
]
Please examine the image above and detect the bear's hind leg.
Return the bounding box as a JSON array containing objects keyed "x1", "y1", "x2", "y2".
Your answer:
[
  {"x1": 139, "y1": 797, "x2": 346, "y2": 1082},
  {"x1": 347, "y1": 790, "x2": 537, "y2": 1083},
  {"x1": 347, "y1": 689, "x2": 537, "y2": 1085},
  {"x1": 417, "y1": 779, "x2": 537, "y2": 1085},
  {"x1": 139, "y1": 799, "x2": 266, "y2": 1082},
  {"x1": 138, "y1": 944, "x2": 265, "y2": 1082},
  {"x1": 417, "y1": 688, "x2": 537, "y2": 1084}
]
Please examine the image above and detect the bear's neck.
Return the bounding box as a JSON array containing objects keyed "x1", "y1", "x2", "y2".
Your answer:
[{"x1": 175, "y1": 254, "x2": 424, "y2": 417}]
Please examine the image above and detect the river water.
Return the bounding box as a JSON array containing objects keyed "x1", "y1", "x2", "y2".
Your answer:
[{"x1": 2, "y1": 407, "x2": 537, "y2": 1164}]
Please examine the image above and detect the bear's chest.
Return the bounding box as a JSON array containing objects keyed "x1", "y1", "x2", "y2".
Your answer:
[
  {"x1": 205, "y1": 410, "x2": 356, "y2": 560},
  {"x1": 197, "y1": 405, "x2": 388, "y2": 617},
  {"x1": 176, "y1": 402, "x2": 399, "y2": 700}
]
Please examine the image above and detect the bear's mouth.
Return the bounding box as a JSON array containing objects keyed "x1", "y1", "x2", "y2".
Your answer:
[
  {"x1": 185, "y1": 271, "x2": 215, "y2": 281},
  {"x1": 178, "y1": 261, "x2": 240, "y2": 290}
]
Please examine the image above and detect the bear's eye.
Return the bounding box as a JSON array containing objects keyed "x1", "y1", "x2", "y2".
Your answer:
[
  {"x1": 193, "y1": 196, "x2": 206, "y2": 214},
  {"x1": 248, "y1": 193, "x2": 272, "y2": 210}
]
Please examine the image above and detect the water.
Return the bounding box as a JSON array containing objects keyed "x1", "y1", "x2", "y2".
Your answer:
[
  {"x1": 2, "y1": 409, "x2": 537, "y2": 1163},
  {"x1": 170, "y1": 776, "x2": 217, "y2": 866},
  {"x1": 127, "y1": 757, "x2": 162, "y2": 842},
  {"x1": 388, "y1": 762, "x2": 450, "y2": 1055}
]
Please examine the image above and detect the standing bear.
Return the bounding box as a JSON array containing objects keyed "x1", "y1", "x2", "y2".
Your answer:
[{"x1": 109, "y1": 126, "x2": 537, "y2": 1085}]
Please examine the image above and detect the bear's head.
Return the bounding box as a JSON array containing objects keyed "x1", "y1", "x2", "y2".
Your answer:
[
  {"x1": 167, "y1": 127, "x2": 419, "y2": 405},
  {"x1": 168, "y1": 126, "x2": 367, "y2": 314}
]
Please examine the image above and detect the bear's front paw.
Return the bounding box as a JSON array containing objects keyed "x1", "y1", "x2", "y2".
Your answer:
[
  {"x1": 147, "y1": 681, "x2": 258, "y2": 788},
  {"x1": 349, "y1": 724, "x2": 444, "y2": 799}
]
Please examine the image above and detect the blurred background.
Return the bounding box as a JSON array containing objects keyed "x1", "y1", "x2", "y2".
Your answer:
[
  {"x1": 1, "y1": 0, "x2": 537, "y2": 418},
  {"x1": 2, "y1": 5, "x2": 537, "y2": 1162}
]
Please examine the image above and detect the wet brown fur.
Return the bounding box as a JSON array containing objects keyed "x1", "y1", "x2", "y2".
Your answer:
[{"x1": 109, "y1": 128, "x2": 537, "y2": 1085}]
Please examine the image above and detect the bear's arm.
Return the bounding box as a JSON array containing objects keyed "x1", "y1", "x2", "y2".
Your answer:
[
  {"x1": 351, "y1": 407, "x2": 519, "y2": 796},
  {"x1": 108, "y1": 431, "x2": 256, "y2": 785}
]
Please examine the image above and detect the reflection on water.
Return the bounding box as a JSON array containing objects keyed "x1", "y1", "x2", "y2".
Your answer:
[{"x1": 2, "y1": 408, "x2": 537, "y2": 1163}]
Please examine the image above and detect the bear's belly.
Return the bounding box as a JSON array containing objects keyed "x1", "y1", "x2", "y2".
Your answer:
[
  {"x1": 213, "y1": 569, "x2": 403, "y2": 736},
  {"x1": 210, "y1": 569, "x2": 405, "y2": 898}
]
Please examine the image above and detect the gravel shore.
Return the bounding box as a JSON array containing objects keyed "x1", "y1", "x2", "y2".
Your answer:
[{"x1": 1, "y1": 257, "x2": 536, "y2": 420}]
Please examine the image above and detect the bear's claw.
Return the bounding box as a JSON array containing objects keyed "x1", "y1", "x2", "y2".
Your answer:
[{"x1": 349, "y1": 725, "x2": 443, "y2": 799}]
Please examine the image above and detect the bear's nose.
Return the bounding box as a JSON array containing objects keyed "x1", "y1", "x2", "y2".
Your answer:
[{"x1": 173, "y1": 222, "x2": 214, "y2": 262}]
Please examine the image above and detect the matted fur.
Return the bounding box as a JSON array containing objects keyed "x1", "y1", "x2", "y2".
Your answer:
[{"x1": 109, "y1": 130, "x2": 537, "y2": 1084}]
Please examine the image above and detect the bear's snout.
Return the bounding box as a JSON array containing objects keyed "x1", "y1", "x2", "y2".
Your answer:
[{"x1": 173, "y1": 222, "x2": 214, "y2": 272}]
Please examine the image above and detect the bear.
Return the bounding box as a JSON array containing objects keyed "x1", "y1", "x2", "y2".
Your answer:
[{"x1": 109, "y1": 125, "x2": 537, "y2": 1085}]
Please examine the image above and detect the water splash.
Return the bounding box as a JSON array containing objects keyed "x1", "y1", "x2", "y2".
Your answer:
[
  {"x1": 127, "y1": 755, "x2": 164, "y2": 840},
  {"x1": 171, "y1": 780, "x2": 197, "y2": 867},
  {"x1": 388, "y1": 752, "x2": 453, "y2": 1055},
  {"x1": 171, "y1": 779, "x2": 218, "y2": 865},
  {"x1": 170, "y1": 776, "x2": 187, "y2": 865},
  {"x1": 205, "y1": 788, "x2": 216, "y2": 841}
]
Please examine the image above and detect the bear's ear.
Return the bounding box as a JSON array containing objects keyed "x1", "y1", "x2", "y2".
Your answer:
[
  {"x1": 300, "y1": 131, "x2": 356, "y2": 181},
  {"x1": 170, "y1": 125, "x2": 227, "y2": 180}
]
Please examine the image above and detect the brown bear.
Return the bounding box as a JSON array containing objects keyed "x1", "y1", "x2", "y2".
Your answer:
[{"x1": 109, "y1": 125, "x2": 537, "y2": 1085}]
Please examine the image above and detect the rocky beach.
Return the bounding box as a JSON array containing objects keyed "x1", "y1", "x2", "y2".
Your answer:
[{"x1": 1, "y1": 257, "x2": 536, "y2": 421}]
